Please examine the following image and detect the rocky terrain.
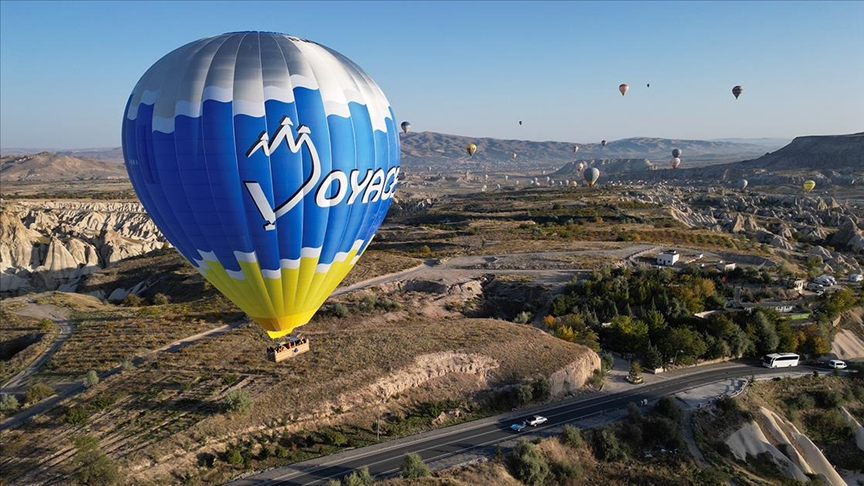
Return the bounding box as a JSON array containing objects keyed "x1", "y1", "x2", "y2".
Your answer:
[
  {"x1": 0, "y1": 200, "x2": 165, "y2": 294},
  {"x1": 618, "y1": 187, "x2": 864, "y2": 275}
]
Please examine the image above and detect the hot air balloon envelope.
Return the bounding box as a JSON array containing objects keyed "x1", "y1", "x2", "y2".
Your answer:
[
  {"x1": 672, "y1": 148, "x2": 681, "y2": 158},
  {"x1": 466, "y1": 144, "x2": 477, "y2": 156},
  {"x1": 738, "y1": 179, "x2": 748, "y2": 190},
  {"x1": 400, "y1": 121, "x2": 411, "y2": 134},
  {"x1": 803, "y1": 180, "x2": 816, "y2": 192},
  {"x1": 732, "y1": 85, "x2": 744, "y2": 99},
  {"x1": 619, "y1": 83, "x2": 629, "y2": 96},
  {"x1": 121, "y1": 32, "x2": 401, "y2": 339},
  {"x1": 584, "y1": 167, "x2": 600, "y2": 187},
  {"x1": 601, "y1": 140, "x2": 608, "y2": 147}
]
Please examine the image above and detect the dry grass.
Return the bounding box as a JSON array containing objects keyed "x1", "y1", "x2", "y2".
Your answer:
[
  {"x1": 1, "y1": 291, "x2": 591, "y2": 485},
  {"x1": 0, "y1": 305, "x2": 55, "y2": 385}
]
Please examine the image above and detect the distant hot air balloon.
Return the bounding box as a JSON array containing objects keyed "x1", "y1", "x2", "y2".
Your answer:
[
  {"x1": 466, "y1": 144, "x2": 477, "y2": 156},
  {"x1": 601, "y1": 139, "x2": 608, "y2": 147},
  {"x1": 121, "y1": 32, "x2": 401, "y2": 341},
  {"x1": 803, "y1": 180, "x2": 816, "y2": 192},
  {"x1": 577, "y1": 161, "x2": 585, "y2": 173},
  {"x1": 647, "y1": 83, "x2": 650, "y2": 88},
  {"x1": 619, "y1": 83, "x2": 629, "y2": 96},
  {"x1": 732, "y1": 85, "x2": 744, "y2": 99},
  {"x1": 400, "y1": 121, "x2": 411, "y2": 133},
  {"x1": 504, "y1": 175, "x2": 509, "y2": 180},
  {"x1": 672, "y1": 148, "x2": 681, "y2": 158},
  {"x1": 671, "y1": 157, "x2": 681, "y2": 169},
  {"x1": 519, "y1": 120, "x2": 523, "y2": 126},
  {"x1": 738, "y1": 179, "x2": 748, "y2": 190},
  {"x1": 512, "y1": 152, "x2": 517, "y2": 160},
  {"x1": 584, "y1": 167, "x2": 600, "y2": 187},
  {"x1": 573, "y1": 145, "x2": 579, "y2": 153}
]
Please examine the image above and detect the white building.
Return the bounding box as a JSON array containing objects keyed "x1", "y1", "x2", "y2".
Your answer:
[{"x1": 657, "y1": 250, "x2": 679, "y2": 266}]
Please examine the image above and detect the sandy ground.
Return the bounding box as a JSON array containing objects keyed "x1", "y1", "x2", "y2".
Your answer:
[{"x1": 831, "y1": 329, "x2": 864, "y2": 360}]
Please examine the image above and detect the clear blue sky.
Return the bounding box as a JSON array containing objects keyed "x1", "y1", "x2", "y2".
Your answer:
[{"x1": 2, "y1": 1, "x2": 862, "y2": 149}]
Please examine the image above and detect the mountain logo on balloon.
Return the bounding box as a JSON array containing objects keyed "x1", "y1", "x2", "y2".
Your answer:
[{"x1": 245, "y1": 115, "x2": 400, "y2": 231}]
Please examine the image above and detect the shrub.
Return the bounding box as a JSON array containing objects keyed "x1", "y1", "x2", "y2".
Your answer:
[
  {"x1": 120, "y1": 359, "x2": 135, "y2": 372},
  {"x1": 1, "y1": 394, "x2": 20, "y2": 414},
  {"x1": 331, "y1": 303, "x2": 350, "y2": 318},
  {"x1": 152, "y1": 293, "x2": 171, "y2": 305},
  {"x1": 815, "y1": 390, "x2": 843, "y2": 409},
  {"x1": 592, "y1": 429, "x2": 627, "y2": 462},
  {"x1": 343, "y1": 466, "x2": 374, "y2": 486},
  {"x1": 323, "y1": 429, "x2": 347, "y2": 447},
  {"x1": 508, "y1": 439, "x2": 550, "y2": 486},
  {"x1": 560, "y1": 424, "x2": 583, "y2": 448},
  {"x1": 122, "y1": 293, "x2": 143, "y2": 307},
  {"x1": 225, "y1": 448, "x2": 244, "y2": 466},
  {"x1": 65, "y1": 405, "x2": 89, "y2": 425},
  {"x1": 655, "y1": 396, "x2": 684, "y2": 424},
  {"x1": 38, "y1": 318, "x2": 54, "y2": 331},
  {"x1": 224, "y1": 389, "x2": 252, "y2": 414},
  {"x1": 25, "y1": 382, "x2": 55, "y2": 404},
  {"x1": 531, "y1": 378, "x2": 551, "y2": 402},
  {"x1": 83, "y1": 370, "x2": 100, "y2": 389},
  {"x1": 401, "y1": 452, "x2": 430, "y2": 478},
  {"x1": 513, "y1": 311, "x2": 534, "y2": 324}
]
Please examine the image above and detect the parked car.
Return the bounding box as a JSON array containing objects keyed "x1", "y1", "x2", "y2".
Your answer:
[
  {"x1": 527, "y1": 415, "x2": 548, "y2": 426},
  {"x1": 510, "y1": 421, "x2": 528, "y2": 432},
  {"x1": 828, "y1": 359, "x2": 847, "y2": 370}
]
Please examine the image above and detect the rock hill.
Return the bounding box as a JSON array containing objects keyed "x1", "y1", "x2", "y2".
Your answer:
[{"x1": 1, "y1": 152, "x2": 128, "y2": 181}]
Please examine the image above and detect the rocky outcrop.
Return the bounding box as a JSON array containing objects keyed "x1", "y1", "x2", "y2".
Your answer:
[
  {"x1": 828, "y1": 217, "x2": 864, "y2": 252},
  {"x1": 548, "y1": 349, "x2": 601, "y2": 397},
  {"x1": 0, "y1": 200, "x2": 167, "y2": 294}
]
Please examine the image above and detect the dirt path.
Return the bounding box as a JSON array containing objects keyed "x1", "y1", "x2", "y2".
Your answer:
[
  {"x1": 683, "y1": 410, "x2": 709, "y2": 467},
  {"x1": 1, "y1": 303, "x2": 74, "y2": 393}
]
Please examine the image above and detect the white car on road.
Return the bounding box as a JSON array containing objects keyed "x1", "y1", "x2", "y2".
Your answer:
[{"x1": 527, "y1": 415, "x2": 548, "y2": 426}]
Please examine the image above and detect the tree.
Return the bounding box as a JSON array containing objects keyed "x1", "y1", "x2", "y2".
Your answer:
[
  {"x1": 752, "y1": 311, "x2": 779, "y2": 355},
  {"x1": 400, "y1": 452, "x2": 430, "y2": 478},
  {"x1": 72, "y1": 435, "x2": 119, "y2": 485},
  {"x1": 644, "y1": 343, "x2": 663, "y2": 370},
  {"x1": 561, "y1": 424, "x2": 583, "y2": 448}
]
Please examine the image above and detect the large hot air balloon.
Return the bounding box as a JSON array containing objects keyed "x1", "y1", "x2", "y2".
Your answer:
[
  {"x1": 738, "y1": 179, "x2": 748, "y2": 190},
  {"x1": 672, "y1": 148, "x2": 681, "y2": 158},
  {"x1": 802, "y1": 180, "x2": 816, "y2": 192},
  {"x1": 671, "y1": 157, "x2": 681, "y2": 169},
  {"x1": 466, "y1": 144, "x2": 477, "y2": 156},
  {"x1": 400, "y1": 121, "x2": 411, "y2": 134},
  {"x1": 601, "y1": 139, "x2": 608, "y2": 147},
  {"x1": 619, "y1": 83, "x2": 629, "y2": 96},
  {"x1": 732, "y1": 85, "x2": 744, "y2": 99},
  {"x1": 121, "y1": 32, "x2": 401, "y2": 341},
  {"x1": 584, "y1": 167, "x2": 600, "y2": 187}
]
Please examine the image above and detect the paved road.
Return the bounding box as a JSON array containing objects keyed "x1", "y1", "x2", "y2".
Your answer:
[
  {"x1": 1, "y1": 304, "x2": 74, "y2": 394},
  {"x1": 229, "y1": 362, "x2": 815, "y2": 486}
]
